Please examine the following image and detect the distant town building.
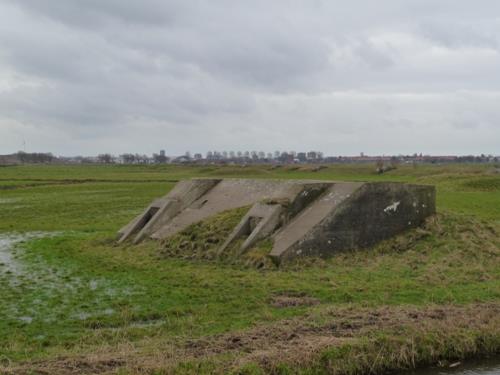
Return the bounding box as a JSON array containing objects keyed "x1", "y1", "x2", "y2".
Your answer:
[
  {"x1": 307, "y1": 151, "x2": 317, "y2": 160},
  {"x1": 0, "y1": 153, "x2": 21, "y2": 165}
]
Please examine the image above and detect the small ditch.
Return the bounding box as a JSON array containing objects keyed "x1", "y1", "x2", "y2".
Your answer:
[{"x1": 397, "y1": 357, "x2": 500, "y2": 375}]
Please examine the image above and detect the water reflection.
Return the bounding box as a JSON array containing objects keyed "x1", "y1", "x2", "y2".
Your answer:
[{"x1": 400, "y1": 358, "x2": 500, "y2": 375}]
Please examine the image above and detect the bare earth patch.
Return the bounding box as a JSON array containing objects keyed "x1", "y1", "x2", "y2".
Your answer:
[{"x1": 269, "y1": 291, "x2": 320, "y2": 308}]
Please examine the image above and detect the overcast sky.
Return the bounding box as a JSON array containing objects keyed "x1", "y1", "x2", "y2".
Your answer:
[{"x1": 0, "y1": 1, "x2": 499, "y2": 156}]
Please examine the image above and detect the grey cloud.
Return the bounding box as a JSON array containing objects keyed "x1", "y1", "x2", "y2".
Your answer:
[
  {"x1": 353, "y1": 40, "x2": 395, "y2": 70},
  {"x1": 0, "y1": 1, "x2": 499, "y2": 155},
  {"x1": 419, "y1": 21, "x2": 500, "y2": 49},
  {"x1": 8, "y1": 0, "x2": 182, "y2": 28}
]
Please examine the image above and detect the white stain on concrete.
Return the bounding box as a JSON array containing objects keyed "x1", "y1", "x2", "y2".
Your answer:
[{"x1": 383, "y1": 201, "x2": 400, "y2": 213}]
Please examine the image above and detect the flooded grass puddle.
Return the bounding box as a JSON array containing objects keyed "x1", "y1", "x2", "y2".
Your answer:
[{"x1": 0, "y1": 232, "x2": 141, "y2": 327}]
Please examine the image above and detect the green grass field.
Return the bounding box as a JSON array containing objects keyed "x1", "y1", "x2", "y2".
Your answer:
[{"x1": 0, "y1": 163, "x2": 499, "y2": 374}]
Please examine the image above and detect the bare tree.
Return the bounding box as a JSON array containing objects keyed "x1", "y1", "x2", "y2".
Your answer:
[
  {"x1": 98, "y1": 153, "x2": 114, "y2": 164},
  {"x1": 153, "y1": 153, "x2": 168, "y2": 163},
  {"x1": 16, "y1": 151, "x2": 56, "y2": 163},
  {"x1": 120, "y1": 153, "x2": 136, "y2": 164}
]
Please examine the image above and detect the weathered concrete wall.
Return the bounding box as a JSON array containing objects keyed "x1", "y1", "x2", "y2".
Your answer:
[
  {"x1": 270, "y1": 183, "x2": 435, "y2": 263},
  {"x1": 133, "y1": 179, "x2": 220, "y2": 243},
  {"x1": 119, "y1": 179, "x2": 436, "y2": 264},
  {"x1": 269, "y1": 183, "x2": 363, "y2": 261},
  {"x1": 150, "y1": 179, "x2": 325, "y2": 240}
]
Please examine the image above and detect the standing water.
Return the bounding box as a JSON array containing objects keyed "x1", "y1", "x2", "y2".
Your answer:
[
  {"x1": 399, "y1": 358, "x2": 500, "y2": 375},
  {"x1": 0, "y1": 231, "x2": 138, "y2": 324},
  {"x1": 0, "y1": 233, "x2": 44, "y2": 277}
]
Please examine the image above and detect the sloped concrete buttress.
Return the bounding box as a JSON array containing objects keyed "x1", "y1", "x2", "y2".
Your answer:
[
  {"x1": 269, "y1": 182, "x2": 363, "y2": 263},
  {"x1": 118, "y1": 178, "x2": 436, "y2": 263},
  {"x1": 217, "y1": 203, "x2": 284, "y2": 257},
  {"x1": 150, "y1": 179, "x2": 325, "y2": 240},
  {"x1": 117, "y1": 179, "x2": 220, "y2": 244},
  {"x1": 271, "y1": 182, "x2": 436, "y2": 263}
]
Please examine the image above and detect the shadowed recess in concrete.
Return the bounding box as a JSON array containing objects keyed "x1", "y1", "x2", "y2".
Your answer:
[{"x1": 117, "y1": 179, "x2": 436, "y2": 263}]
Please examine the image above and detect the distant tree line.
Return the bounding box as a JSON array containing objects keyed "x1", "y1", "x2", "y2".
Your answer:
[
  {"x1": 16, "y1": 151, "x2": 55, "y2": 163},
  {"x1": 6, "y1": 150, "x2": 498, "y2": 166}
]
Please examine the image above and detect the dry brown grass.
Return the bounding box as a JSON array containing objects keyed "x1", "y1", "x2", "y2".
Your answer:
[
  {"x1": 3, "y1": 303, "x2": 499, "y2": 374},
  {"x1": 269, "y1": 291, "x2": 321, "y2": 308}
]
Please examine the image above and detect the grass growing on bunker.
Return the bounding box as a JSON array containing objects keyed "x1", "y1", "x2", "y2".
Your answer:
[
  {"x1": 161, "y1": 206, "x2": 250, "y2": 260},
  {"x1": 160, "y1": 206, "x2": 277, "y2": 268},
  {"x1": 0, "y1": 163, "x2": 499, "y2": 374}
]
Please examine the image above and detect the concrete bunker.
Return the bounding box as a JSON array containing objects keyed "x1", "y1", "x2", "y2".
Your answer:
[{"x1": 118, "y1": 179, "x2": 436, "y2": 264}]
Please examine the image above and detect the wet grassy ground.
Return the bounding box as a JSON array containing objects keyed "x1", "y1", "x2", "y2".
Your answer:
[{"x1": 0, "y1": 163, "x2": 499, "y2": 374}]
